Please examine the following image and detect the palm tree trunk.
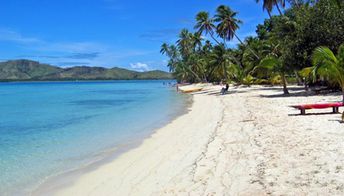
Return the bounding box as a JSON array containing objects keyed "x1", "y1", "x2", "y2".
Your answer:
[
  {"x1": 293, "y1": 0, "x2": 300, "y2": 8},
  {"x1": 189, "y1": 68, "x2": 202, "y2": 82},
  {"x1": 304, "y1": 77, "x2": 309, "y2": 91},
  {"x1": 294, "y1": 70, "x2": 302, "y2": 85},
  {"x1": 207, "y1": 67, "x2": 216, "y2": 81},
  {"x1": 224, "y1": 67, "x2": 228, "y2": 80},
  {"x1": 342, "y1": 87, "x2": 344, "y2": 104},
  {"x1": 223, "y1": 37, "x2": 228, "y2": 48},
  {"x1": 281, "y1": 72, "x2": 289, "y2": 94},
  {"x1": 275, "y1": 3, "x2": 283, "y2": 15},
  {"x1": 210, "y1": 32, "x2": 222, "y2": 46},
  {"x1": 234, "y1": 33, "x2": 260, "y2": 60},
  {"x1": 202, "y1": 73, "x2": 207, "y2": 83},
  {"x1": 178, "y1": 63, "x2": 202, "y2": 82}
]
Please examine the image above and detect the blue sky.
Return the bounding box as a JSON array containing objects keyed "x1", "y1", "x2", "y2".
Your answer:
[{"x1": 0, "y1": 0, "x2": 277, "y2": 71}]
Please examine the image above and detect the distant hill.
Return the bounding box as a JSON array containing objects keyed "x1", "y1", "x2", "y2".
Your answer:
[{"x1": 0, "y1": 60, "x2": 173, "y2": 81}]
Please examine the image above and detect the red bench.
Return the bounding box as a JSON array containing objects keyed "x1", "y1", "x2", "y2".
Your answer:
[{"x1": 291, "y1": 102, "x2": 344, "y2": 115}]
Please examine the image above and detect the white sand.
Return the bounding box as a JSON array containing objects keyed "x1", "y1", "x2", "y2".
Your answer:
[{"x1": 45, "y1": 85, "x2": 344, "y2": 195}]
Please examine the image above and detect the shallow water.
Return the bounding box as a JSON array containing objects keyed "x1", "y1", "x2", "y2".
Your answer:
[{"x1": 0, "y1": 80, "x2": 189, "y2": 195}]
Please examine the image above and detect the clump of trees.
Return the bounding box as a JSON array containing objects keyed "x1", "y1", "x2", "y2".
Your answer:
[{"x1": 161, "y1": 0, "x2": 344, "y2": 95}]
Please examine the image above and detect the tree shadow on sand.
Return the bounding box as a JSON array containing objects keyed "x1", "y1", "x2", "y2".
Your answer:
[
  {"x1": 253, "y1": 86, "x2": 306, "y2": 92},
  {"x1": 190, "y1": 88, "x2": 248, "y2": 96},
  {"x1": 208, "y1": 90, "x2": 248, "y2": 96},
  {"x1": 259, "y1": 88, "x2": 341, "y2": 98},
  {"x1": 328, "y1": 119, "x2": 344, "y2": 123}
]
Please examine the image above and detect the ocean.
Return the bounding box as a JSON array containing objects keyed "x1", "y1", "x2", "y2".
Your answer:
[{"x1": 0, "y1": 80, "x2": 189, "y2": 195}]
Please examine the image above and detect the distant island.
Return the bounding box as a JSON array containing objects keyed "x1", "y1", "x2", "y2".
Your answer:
[{"x1": 0, "y1": 60, "x2": 173, "y2": 81}]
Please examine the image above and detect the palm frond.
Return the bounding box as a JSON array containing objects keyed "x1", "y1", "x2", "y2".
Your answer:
[
  {"x1": 312, "y1": 46, "x2": 338, "y2": 67},
  {"x1": 256, "y1": 56, "x2": 280, "y2": 71}
]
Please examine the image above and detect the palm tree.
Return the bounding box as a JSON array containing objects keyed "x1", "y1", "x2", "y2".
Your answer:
[
  {"x1": 214, "y1": 5, "x2": 260, "y2": 60},
  {"x1": 195, "y1": 10, "x2": 243, "y2": 67},
  {"x1": 194, "y1": 11, "x2": 221, "y2": 45},
  {"x1": 187, "y1": 53, "x2": 207, "y2": 82},
  {"x1": 310, "y1": 45, "x2": 344, "y2": 103},
  {"x1": 192, "y1": 32, "x2": 203, "y2": 51},
  {"x1": 255, "y1": 0, "x2": 286, "y2": 16},
  {"x1": 240, "y1": 37, "x2": 268, "y2": 74},
  {"x1": 162, "y1": 29, "x2": 209, "y2": 83},
  {"x1": 208, "y1": 45, "x2": 240, "y2": 81},
  {"x1": 160, "y1": 43, "x2": 169, "y2": 56},
  {"x1": 254, "y1": 55, "x2": 289, "y2": 94},
  {"x1": 160, "y1": 43, "x2": 179, "y2": 72},
  {"x1": 174, "y1": 62, "x2": 190, "y2": 82},
  {"x1": 176, "y1": 29, "x2": 194, "y2": 57},
  {"x1": 161, "y1": 43, "x2": 203, "y2": 82},
  {"x1": 202, "y1": 40, "x2": 213, "y2": 54}
]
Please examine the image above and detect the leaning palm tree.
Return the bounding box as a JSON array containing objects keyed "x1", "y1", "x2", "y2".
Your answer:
[
  {"x1": 254, "y1": 55, "x2": 289, "y2": 94},
  {"x1": 310, "y1": 45, "x2": 344, "y2": 103},
  {"x1": 174, "y1": 29, "x2": 204, "y2": 82},
  {"x1": 194, "y1": 11, "x2": 221, "y2": 45},
  {"x1": 208, "y1": 45, "x2": 240, "y2": 81},
  {"x1": 214, "y1": 5, "x2": 260, "y2": 60},
  {"x1": 195, "y1": 11, "x2": 242, "y2": 67}
]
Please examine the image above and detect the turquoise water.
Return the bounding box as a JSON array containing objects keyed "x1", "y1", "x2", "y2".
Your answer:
[{"x1": 0, "y1": 80, "x2": 189, "y2": 195}]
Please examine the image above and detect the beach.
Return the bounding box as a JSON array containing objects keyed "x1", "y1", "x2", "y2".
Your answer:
[
  {"x1": 2, "y1": 0, "x2": 344, "y2": 195},
  {"x1": 43, "y1": 85, "x2": 344, "y2": 195}
]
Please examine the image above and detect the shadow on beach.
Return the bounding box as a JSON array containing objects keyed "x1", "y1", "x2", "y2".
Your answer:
[
  {"x1": 248, "y1": 85, "x2": 305, "y2": 91},
  {"x1": 190, "y1": 88, "x2": 248, "y2": 96},
  {"x1": 257, "y1": 86, "x2": 341, "y2": 98},
  {"x1": 186, "y1": 85, "x2": 341, "y2": 100},
  {"x1": 328, "y1": 119, "x2": 344, "y2": 123}
]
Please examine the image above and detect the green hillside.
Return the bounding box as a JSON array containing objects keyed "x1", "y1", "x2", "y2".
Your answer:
[
  {"x1": 0, "y1": 60, "x2": 62, "y2": 80},
  {"x1": 0, "y1": 60, "x2": 173, "y2": 81},
  {"x1": 137, "y1": 70, "x2": 175, "y2": 79}
]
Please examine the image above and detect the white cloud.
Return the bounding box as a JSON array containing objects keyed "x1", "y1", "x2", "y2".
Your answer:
[
  {"x1": 0, "y1": 28, "x2": 105, "y2": 54},
  {"x1": 0, "y1": 28, "x2": 159, "y2": 69},
  {"x1": 0, "y1": 28, "x2": 42, "y2": 44},
  {"x1": 130, "y1": 62, "x2": 150, "y2": 72}
]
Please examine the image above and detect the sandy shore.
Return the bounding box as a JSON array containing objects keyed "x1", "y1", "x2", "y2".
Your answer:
[{"x1": 43, "y1": 85, "x2": 344, "y2": 195}]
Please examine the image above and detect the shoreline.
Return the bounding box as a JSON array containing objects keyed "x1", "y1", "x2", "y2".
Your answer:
[
  {"x1": 36, "y1": 85, "x2": 223, "y2": 196},
  {"x1": 35, "y1": 85, "x2": 344, "y2": 195},
  {"x1": 31, "y1": 91, "x2": 193, "y2": 196},
  {"x1": 0, "y1": 79, "x2": 176, "y2": 84}
]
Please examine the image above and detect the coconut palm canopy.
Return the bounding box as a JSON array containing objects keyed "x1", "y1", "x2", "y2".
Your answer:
[
  {"x1": 161, "y1": 0, "x2": 344, "y2": 95},
  {"x1": 308, "y1": 45, "x2": 344, "y2": 101}
]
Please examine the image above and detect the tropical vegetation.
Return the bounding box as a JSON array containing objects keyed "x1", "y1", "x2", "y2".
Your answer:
[
  {"x1": 161, "y1": 0, "x2": 344, "y2": 95},
  {"x1": 305, "y1": 45, "x2": 344, "y2": 102}
]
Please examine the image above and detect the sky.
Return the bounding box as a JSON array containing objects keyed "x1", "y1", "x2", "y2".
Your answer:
[{"x1": 0, "y1": 0, "x2": 277, "y2": 71}]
